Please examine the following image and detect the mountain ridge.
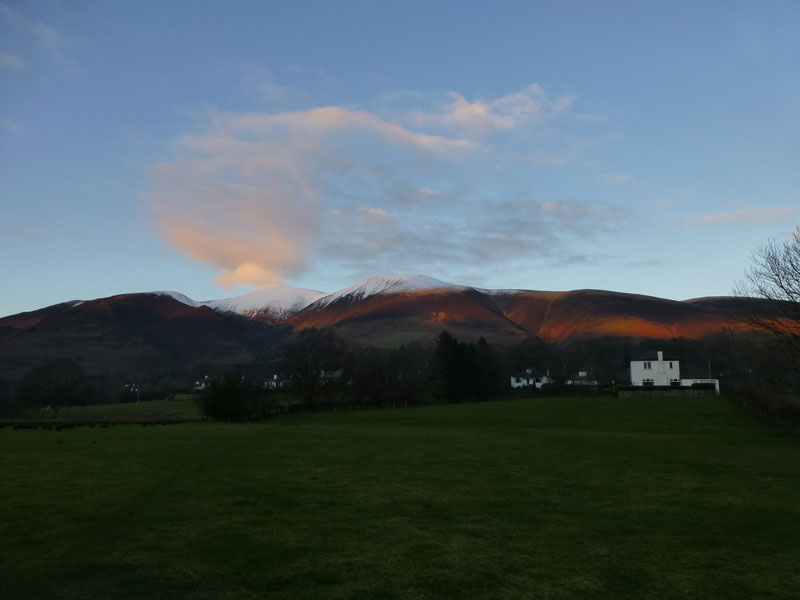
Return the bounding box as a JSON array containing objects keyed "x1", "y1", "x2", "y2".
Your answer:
[
  {"x1": 1, "y1": 274, "x2": 749, "y2": 343},
  {"x1": 0, "y1": 274, "x2": 761, "y2": 393}
]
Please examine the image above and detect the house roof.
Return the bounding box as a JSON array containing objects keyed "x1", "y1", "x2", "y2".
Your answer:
[{"x1": 511, "y1": 368, "x2": 546, "y2": 379}]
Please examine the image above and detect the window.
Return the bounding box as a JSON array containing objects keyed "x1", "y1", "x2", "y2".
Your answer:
[
  {"x1": 643, "y1": 361, "x2": 652, "y2": 369},
  {"x1": 643, "y1": 378, "x2": 654, "y2": 386},
  {"x1": 669, "y1": 362, "x2": 673, "y2": 369}
]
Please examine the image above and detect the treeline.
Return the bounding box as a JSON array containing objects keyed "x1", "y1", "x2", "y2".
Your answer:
[
  {"x1": 281, "y1": 328, "x2": 495, "y2": 409},
  {"x1": 199, "y1": 326, "x2": 799, "y2": 421},
  {"x1": 195, "y1": 329, "x2": 504, "y2": 420},
  {"x1": 3, "y1": 326, "x2": 798, "y2": 422}
]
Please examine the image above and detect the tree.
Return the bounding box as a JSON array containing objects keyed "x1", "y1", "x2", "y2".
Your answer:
[
  {"x1": 432, "y1": 332, "x2": 499, "y2": 402},
  {"x1": 283, "y1": 328, "x2": 345, "y2": 406},
  {"x1": 196, "y1": 370, "x2": 276, "y2": 421},
  {"x1": 474, "y1": 337, "x2": 499, "y2": 398},
  {"x1": 432, "y1": 331, "x2": 460, "y2": 402},
  {"x1": 15, "y1": 359, "x2": 91, "y2": 417},
  {"x1": 735, "y1": 227, "x2": 800, "y2": 351}
]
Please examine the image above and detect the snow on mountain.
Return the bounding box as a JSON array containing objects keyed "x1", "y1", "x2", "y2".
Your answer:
[
  {"x1": 205, "y1": 284, "x2": 326, "y2": 319},
  {"x1": 312, "y1": 274, "x2": 467, "y2": 308},
  {"x1": 149, "y1": 291, "x2": 202, "y2": 308}
]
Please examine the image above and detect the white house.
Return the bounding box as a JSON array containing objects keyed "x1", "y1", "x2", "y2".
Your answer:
[
  {"x1": 630, "y1": 351, "x2": 720, "y2": 393},
  {"x1": 264, "y1": 374, "x2": 291, "y2": 390},
  {"x1": 510, "y1": 368, "x2": 553, "y2": 389},
  {"x1": 630, "y1": 351, "x2": 680, "y2": 387}
]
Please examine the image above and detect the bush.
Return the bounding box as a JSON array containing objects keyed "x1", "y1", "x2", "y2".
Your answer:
[{"x1": 196, "y1": 371, "x2": 273, "y2": 421}]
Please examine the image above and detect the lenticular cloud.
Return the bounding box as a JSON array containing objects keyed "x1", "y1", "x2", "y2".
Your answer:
[
  {"x1": 146, "y1": 85, "x2": 579, "y2": 289},
  {"x1": 145, "y1": 105, "x2": 471, "y2": 288}
]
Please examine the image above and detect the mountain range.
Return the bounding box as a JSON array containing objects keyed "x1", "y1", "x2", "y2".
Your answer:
[{"x1": 0, "y1": 274, "x2": 750, "y2": 387}]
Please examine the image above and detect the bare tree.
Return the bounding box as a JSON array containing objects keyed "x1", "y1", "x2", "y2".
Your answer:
[
  {"x1": 735, "y1": 227, "x2": 800, "y2": 350},
  {"x1": 15, "y1": 359, "x2": 91, "y2": 418}
]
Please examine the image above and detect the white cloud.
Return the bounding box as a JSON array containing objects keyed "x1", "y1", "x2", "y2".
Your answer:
[
  {"x1": 0, "y1": 51, "x2": 25, "y2": 70},
  {"x1": 0, "y1": 117, "x2": 23, "y2": 134},
  {"x1": 599, "y1": 172, "x2": 635, "y2": 184},
  {"x1": 0, "y1": 3, "x2": 64, "y2": 55},
  {"x1": 235, "y1": 64, "x2": 296, "y2": 104},
  {"x1": 687, "y1": 206, "x2": 796, "y2": 226},
  {"x1": 408, "y1": 83, "x2": 575, "y2": 137},
  {"x1": 357, "y1": 206, "x2": 392, "y2": 222}
]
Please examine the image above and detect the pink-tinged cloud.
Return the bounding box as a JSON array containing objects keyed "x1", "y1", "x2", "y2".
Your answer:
[
  {"x1": 687, "y1": 206, "x2": 796, "y2": 226},
  {"x1": 147, "y1": 104, "x2": 470, "y2": 289},
  {"x1": 211, "y1": 106, "x2": 473, "y2": 154}
]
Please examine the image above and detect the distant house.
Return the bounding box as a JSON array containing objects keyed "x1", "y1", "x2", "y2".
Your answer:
[
  {"x1": 630, "y1": 350, "x2": 719, "y2": 393},
  {"x1": 510, "y1": 368, "x2": 553, "y2": 389},
  {"x1": 565, "y1": 371, "x2": 599, "y2": 386},
  {"x1": 193, "y1": 375, "x2": 211, "y2": 391},
  {"x1": 264, "y1": 374, "x2": 291, "y2": 390}
]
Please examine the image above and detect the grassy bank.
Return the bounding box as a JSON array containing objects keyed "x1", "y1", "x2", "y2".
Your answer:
[{"x1": 2, "y1": 396, "x2": 800, "y2": 599}]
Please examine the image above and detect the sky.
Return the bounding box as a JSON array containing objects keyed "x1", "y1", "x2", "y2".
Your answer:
[{"x1": 1, "y1": 0, "x2": 798, "y2": 317}]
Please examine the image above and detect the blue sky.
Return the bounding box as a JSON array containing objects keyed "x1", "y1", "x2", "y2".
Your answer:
[{"x1": 1, "y1": 0, "x2": 798, "y2": 316}]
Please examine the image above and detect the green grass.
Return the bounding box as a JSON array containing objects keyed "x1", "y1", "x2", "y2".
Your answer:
[{"x1": 2, "y1": 396, "x2": 800, "y2": 599}]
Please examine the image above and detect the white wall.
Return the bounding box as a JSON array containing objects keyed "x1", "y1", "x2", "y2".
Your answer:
[
  {"x1": 510, "y1": 369, "x2": 553, "y2": 389},
  {"x1": 681, "y1": 378, "x2": 720, "y2": 394},
  {"x1": 630, "y1": 351, "x2": 680, "y2": 386}
]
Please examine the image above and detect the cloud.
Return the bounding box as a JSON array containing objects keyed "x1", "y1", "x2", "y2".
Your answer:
[
  {"x1": 147, "y1": 104, "x2": 472, "y2": 288},
  {"x1": 318, "y1": 196, "x2": 626, "y2": 279},
  {"x1": 148, "y1": 83, "x2": 622, "y2": 290},
  {"x1": 408, "y1": 83, "x2": 575, "y2": 137},
  {"x1": 599, "y1": 172, "x2": 635, "y2": 184},
  {"x1": 687, "y1": 206, "x2": 796, "y2": 226},
  {"x1": 215, "y1": 106, "x2": 474, "y2": 154},
  {"x1": 357, "y1": 206, "x2": 393, "y2": 222},
  {"x1": 0, "y1": 51, "x2": 25, "y2": 70},
  {"x1": 0, "y1": 3, "x2": 64, "y2": 55},
  {"x1": 1, "y1": 226, "x2": 37, "y2": 241},
  {"x1": 0, "y1": 117, "x2": 23, "y2": 134},
  {"x1": 234, "y1": 64, "x2": 297, "y2": 105}
]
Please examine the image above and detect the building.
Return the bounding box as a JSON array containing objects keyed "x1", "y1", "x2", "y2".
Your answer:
[
  {"x1": 510, "y1": 368, "x2": 553, "y2": 389},
  {"x1": 630, "y1": 350, "x2": 720, "y2": 393},
  {"x1": 264, "y1": 374, "x2": 291, "y2": 390},
  {"x1": 630, "y1": 351, "x2": 680, "y2": 387},
  {"x1": 565, "y1": 371, "x2": 599, "y2": 386}
]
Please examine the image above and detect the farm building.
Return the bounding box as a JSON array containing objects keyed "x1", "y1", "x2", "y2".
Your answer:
[
  {"x1": 510, "y1": 368, "x2": 553, "y2": 389},
  {"x1": 630, "y1": 350, "x2": 719, "y2": 393}
]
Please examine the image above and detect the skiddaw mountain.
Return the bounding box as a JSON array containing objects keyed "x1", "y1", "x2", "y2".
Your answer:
[{"x1": 0, "y1": 274, "x2": 749, "y2": 385}]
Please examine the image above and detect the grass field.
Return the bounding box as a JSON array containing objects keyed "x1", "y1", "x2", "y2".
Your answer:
[{"x1": 2, "y1": 396, "x2": 800, "y2": 599}]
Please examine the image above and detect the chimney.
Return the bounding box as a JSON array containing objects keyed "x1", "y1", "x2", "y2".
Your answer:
[{"x1": 657, "y1": 351, "x2": 663, "y2": 362}]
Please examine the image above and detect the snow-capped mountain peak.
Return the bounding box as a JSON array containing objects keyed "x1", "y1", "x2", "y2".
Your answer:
[
  {"x1": 313, "y1": 274, "x2": 466, "y2": 308},
  {"x1": 204, "y1": 284, "x2": 326, "y2": 319}
]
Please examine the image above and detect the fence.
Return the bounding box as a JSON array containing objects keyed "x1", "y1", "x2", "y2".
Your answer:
[{"x1": 617, "y1": 387, "x2": 717, "y2": 398}]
